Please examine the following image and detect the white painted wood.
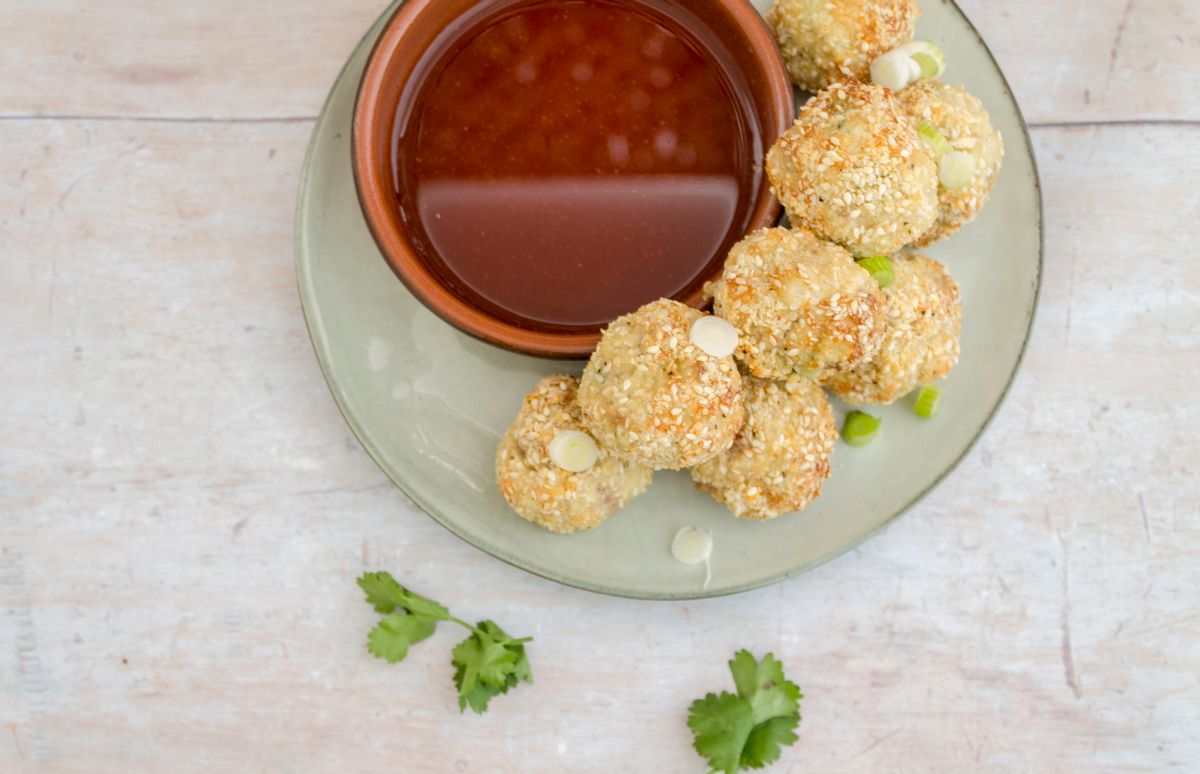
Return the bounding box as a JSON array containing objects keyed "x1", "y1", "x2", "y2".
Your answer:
[
  {"x1": 2, "y1": 1, "x2": 1198, "y2": 771},
  {"x1": 1, "y1": 0, "x2": 1195, "y2": 123}
]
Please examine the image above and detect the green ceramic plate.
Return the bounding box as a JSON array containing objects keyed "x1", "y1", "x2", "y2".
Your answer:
[{"x1": 295, "y1": 0, "x2": 1042, "y2": 600}]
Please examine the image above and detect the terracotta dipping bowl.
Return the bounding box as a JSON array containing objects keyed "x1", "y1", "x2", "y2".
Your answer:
[{"x1": 354, "y1": 0, "x2": 794, "y2": 359}]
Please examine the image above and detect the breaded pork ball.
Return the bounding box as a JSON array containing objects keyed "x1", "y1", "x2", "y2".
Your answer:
[
  {"x1": 823, "y1": 252, "x2": 962, "y2": 404},
  {"x1": 896, "y1": 79, "x2": 1005, "y2": 245},
  {"x1": 767, "y1": 81, "x2": 939, "y2": 258},
  {"x1": 578, "y1": 299, "x2": 745, "y2": 470},
  {"x1": 709, "y1": 227, "x2": 886, "y2": 381},
  {"x1": 496, "y1": 375, "x2": 652, "y2": 533},
  {"x1": 692, "y1": 376, "x2": 838, "y2": 520},
  {"x1": 769, "y1": 0, "x2": 920, "y2": 92}
]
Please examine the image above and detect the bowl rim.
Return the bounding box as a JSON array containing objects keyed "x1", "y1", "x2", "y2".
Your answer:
[{"x1": 351, "y1": 0, "x2": 795, "y2": 359}]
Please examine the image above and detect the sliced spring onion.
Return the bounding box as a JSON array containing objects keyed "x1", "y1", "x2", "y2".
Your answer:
[
  {"x1": 916, "y1": 122, "x2": 950, "y2": 159},
  {"x1": 856, "y1": 256, "x2": 896, "y2": 289},
  {"x1": 548, "y1": 430, "x2": 599, "y2": 473},
  {"x1": 939, "y1": 151, "x2": 976, "y2": 189},
  {"x1": 690, "y1": 316, "x2": 739, "y2": 358},
  {"x1": 898, "y1": 41, "x2": 947, "y2": 79},
  {"x1": 671, "y1": 526, "x2": 713, "y2": 566},
  {"x1": 871, "y1": 41, "x2": 947, "y2": 92},
  {"x1": 911, "y1": 53, "x2": 940, "y2": 79},
  {"x1": 842, "y1": 411, "x2": 882, "y2": 447},
  {"x1": 870, "y1": 51, "x2": 912, "y2": 92},
  {"x1": 905, "y1": 54, "x2": 923, "y2": 83},
  {"x1": 914, "y1": 386, "x2": 943, "y2": 419}
]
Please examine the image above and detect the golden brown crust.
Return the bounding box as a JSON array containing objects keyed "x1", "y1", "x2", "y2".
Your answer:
[
  {"x1": 895, "y1": 79, "x2": 1005, "y2": 245},
  {"x1": 770, "y1": 0, "x2": 920, "y2": 92},
  {"x1": 822, "y1": 252, "x2": 962, "y2": 404},
  {"x1": 692, "y1": 376, "x2": 838, "y2": 520},
  {"x1": 578, "y1": 300, "x2": 745, "y2": 470},
  {"x1": 496, "y1": 375, "x2": 652, "y2": 533},
  {"x1": 709, "y1": 227, "x2": 886, "y2": 380},
  {"x1": 767, "y1": 81, "x2": 939, "y2": 258}
]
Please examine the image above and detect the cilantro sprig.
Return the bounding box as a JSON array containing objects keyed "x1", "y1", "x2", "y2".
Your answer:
[
  {"x1": 688, "y1": 651, "x2": 803, "y2": 773},
  {"x1": 357, "y1": 572, "x2": 532, "y2": 714}
]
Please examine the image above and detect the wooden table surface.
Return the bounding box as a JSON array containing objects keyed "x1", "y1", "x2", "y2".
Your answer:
[{"x1": 3, "y1": 1, "x2": 1198, "y2": 771}]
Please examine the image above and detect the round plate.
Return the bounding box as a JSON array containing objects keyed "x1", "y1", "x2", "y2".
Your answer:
[{"x1": 296, "y1": 0, "x2": 1042, "y2": 600}]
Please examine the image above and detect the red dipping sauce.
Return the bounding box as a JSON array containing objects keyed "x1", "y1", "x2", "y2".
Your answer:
[{"x1": 392, "y1": 0, "x2": 762, "y2": 332}]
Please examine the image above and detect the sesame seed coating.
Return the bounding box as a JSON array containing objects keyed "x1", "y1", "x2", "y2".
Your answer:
[
  {"x1": 767, "y1": 81, "x2": 939, "y2": 258},
  {"x1": 769, "y1": 0, "x2": 920, "y2": 92},
  {"x1": 692, "y1": 375, "x2": 838, "y2": 520},
  {"x1": 709, "y1": 227, "x2": 886, "y2": 381},
  {"x1": 578, "y1": 299, "x2": 745, "y2": 470},
  {"x1": 896, "y1": 79, "x2": 1005, "y2": 245},
  {"x1": 496, "y1": 375, "x2": 652, "y2": 533},
  {"x1": 822, "y1": 252, "x2": 962, "y2": 404}
]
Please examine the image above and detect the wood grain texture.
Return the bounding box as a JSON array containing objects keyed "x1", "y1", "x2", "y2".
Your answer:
[
  {"x1": 2, "y1": 1, "x2": 1199, "y2": 772},
  {"x1": 956, "y1": 0, "x2": 1200, "y2": 124},
  {"x1": 1, "y1": 0, "x2": 1196, "y2": 124}
]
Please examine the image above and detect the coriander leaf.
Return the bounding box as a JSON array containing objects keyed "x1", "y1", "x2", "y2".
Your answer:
[
  {"x1": 509, "y1": 642, "x2": 533, "y2": 684},
  {"x1": 741, "y1": 716, "x2": 800, "y2": 770},
  {"x1": 357, "y1": 572, "x2": 408, "y2": 614},
  {"x1": 450, "y1": 621, "x2": 534, "y2": 714},
  {"x1": 729, "y1": 651, "x2": 789, "y2": 704},
  {"x1": 367, "y1": 613, "x2": 437, "y2": 664},
  {"x1": 689, "y1": 652, "x2": 803, "y2": 773},
  {"x1": 359, "y1": 573, "x2": 532, "y2": 715},
  {"x1": 729, "y1": 650, "x2": 766, "y2": 699},
  {"x1": 728, "y1": 651, "x2": 800, "y2": 725},
  {"x1": 748, "y1": 683, "x2": 799, "y2": 727},
  {"x1": 478, "y1": 641, "x2": 519, "y2": 687},
  {"x1": 356, "y1": 572, "x2": 450, "y2": 620},
  {"x1": 455, "y1": 668, "x2": 503, "y2": 714},
  {"x1": 397, "y1": 588, "x2": 451, "y2": 621},
  {"x1": 688, "y1": 692, "x2": 755, "y2": 774},
  {"x1": 451, "y1": 632, "x2": 486, "y2": 697}
]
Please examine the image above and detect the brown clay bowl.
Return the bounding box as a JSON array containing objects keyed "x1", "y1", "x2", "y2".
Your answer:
[{"x1": 353, "y1": 0, "x2": 794, "y2": 359}]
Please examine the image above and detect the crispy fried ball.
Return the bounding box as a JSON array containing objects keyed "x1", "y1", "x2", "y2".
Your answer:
[
  {"x1": 692, "y1": 375, "x2": 838, "y2": 520},
  {"x1": 496, "y1": 375, "x2": 652, "y2": 533},
  {"x1": 769, "y1": 0, "x2": 920, "y2": 92},
  {"x1": 823, "y1": 252, "x2": 961, "y2": 404},
  {"x1": 708, "y1": 227, "x2": 886, "y2": 381},
  {"x1": 767, "y1": 81, "x2": 939, "y2": 258},
  {"x1": 578, "y1": 299, "x2": 745, "y2": 470},
  {"x1": 896, "y1": 79, "x2": 1005, "y2": 245}
]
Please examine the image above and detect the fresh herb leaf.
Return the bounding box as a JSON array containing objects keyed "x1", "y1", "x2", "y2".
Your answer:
[
  {"x1": 742, "y1": 716, "x2": 799, "y2": 769},
  {"x1": 689, "y1": 692, "x2": 756, "y2": 774},
  {"x1": 357, "y1": 571, "x2": 409, "y2": 614},
  {"x1": 357, "y1": 572, "x2": 532, "y2": 714},
  {"x1": 367, "y1": 613, "x2": 437, "y2": 664},
  {"x1": 357, "y1": 572, "x2": 450, "y2": 620},
  {"x1": 451, "y1": 620, "x2": 533, "y2": 714},
  {"x1": 688, "y1": 651, "x2": 803, "y2": 773}
]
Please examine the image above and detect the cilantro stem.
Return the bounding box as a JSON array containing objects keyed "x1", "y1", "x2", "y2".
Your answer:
[
  {"x1": 447, "y1": 615, "x2": 531, "y2": 646},
  {"x1": 357, "y1": 572, "x2": 534, "y2": 714}
]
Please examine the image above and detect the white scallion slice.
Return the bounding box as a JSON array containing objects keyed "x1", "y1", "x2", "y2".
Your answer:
[
  {"x1": 897, "y1": 41, "x2": 947, "y2": 79},
  {"x1": 870, "y1": 51, "x2": 912, "y2": 92},
  {"x1": 672, "y1": 525, "x2": 714, "y2": 587},
  {"x1": 939, "y1": 151, "x2": 976, "y2": 189},
  {"x1": 548, "y1": 430, "x2": 599, "y2": 473},
  {"x1": 906, "y1": 55, "x2": 923, "y2": 83},
  {"x1": 671, "y1": 526, "x2": 713, "y2": 566},
  {"x1": 690, "y1": 316, "x2": 739, "y2": 358}
]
